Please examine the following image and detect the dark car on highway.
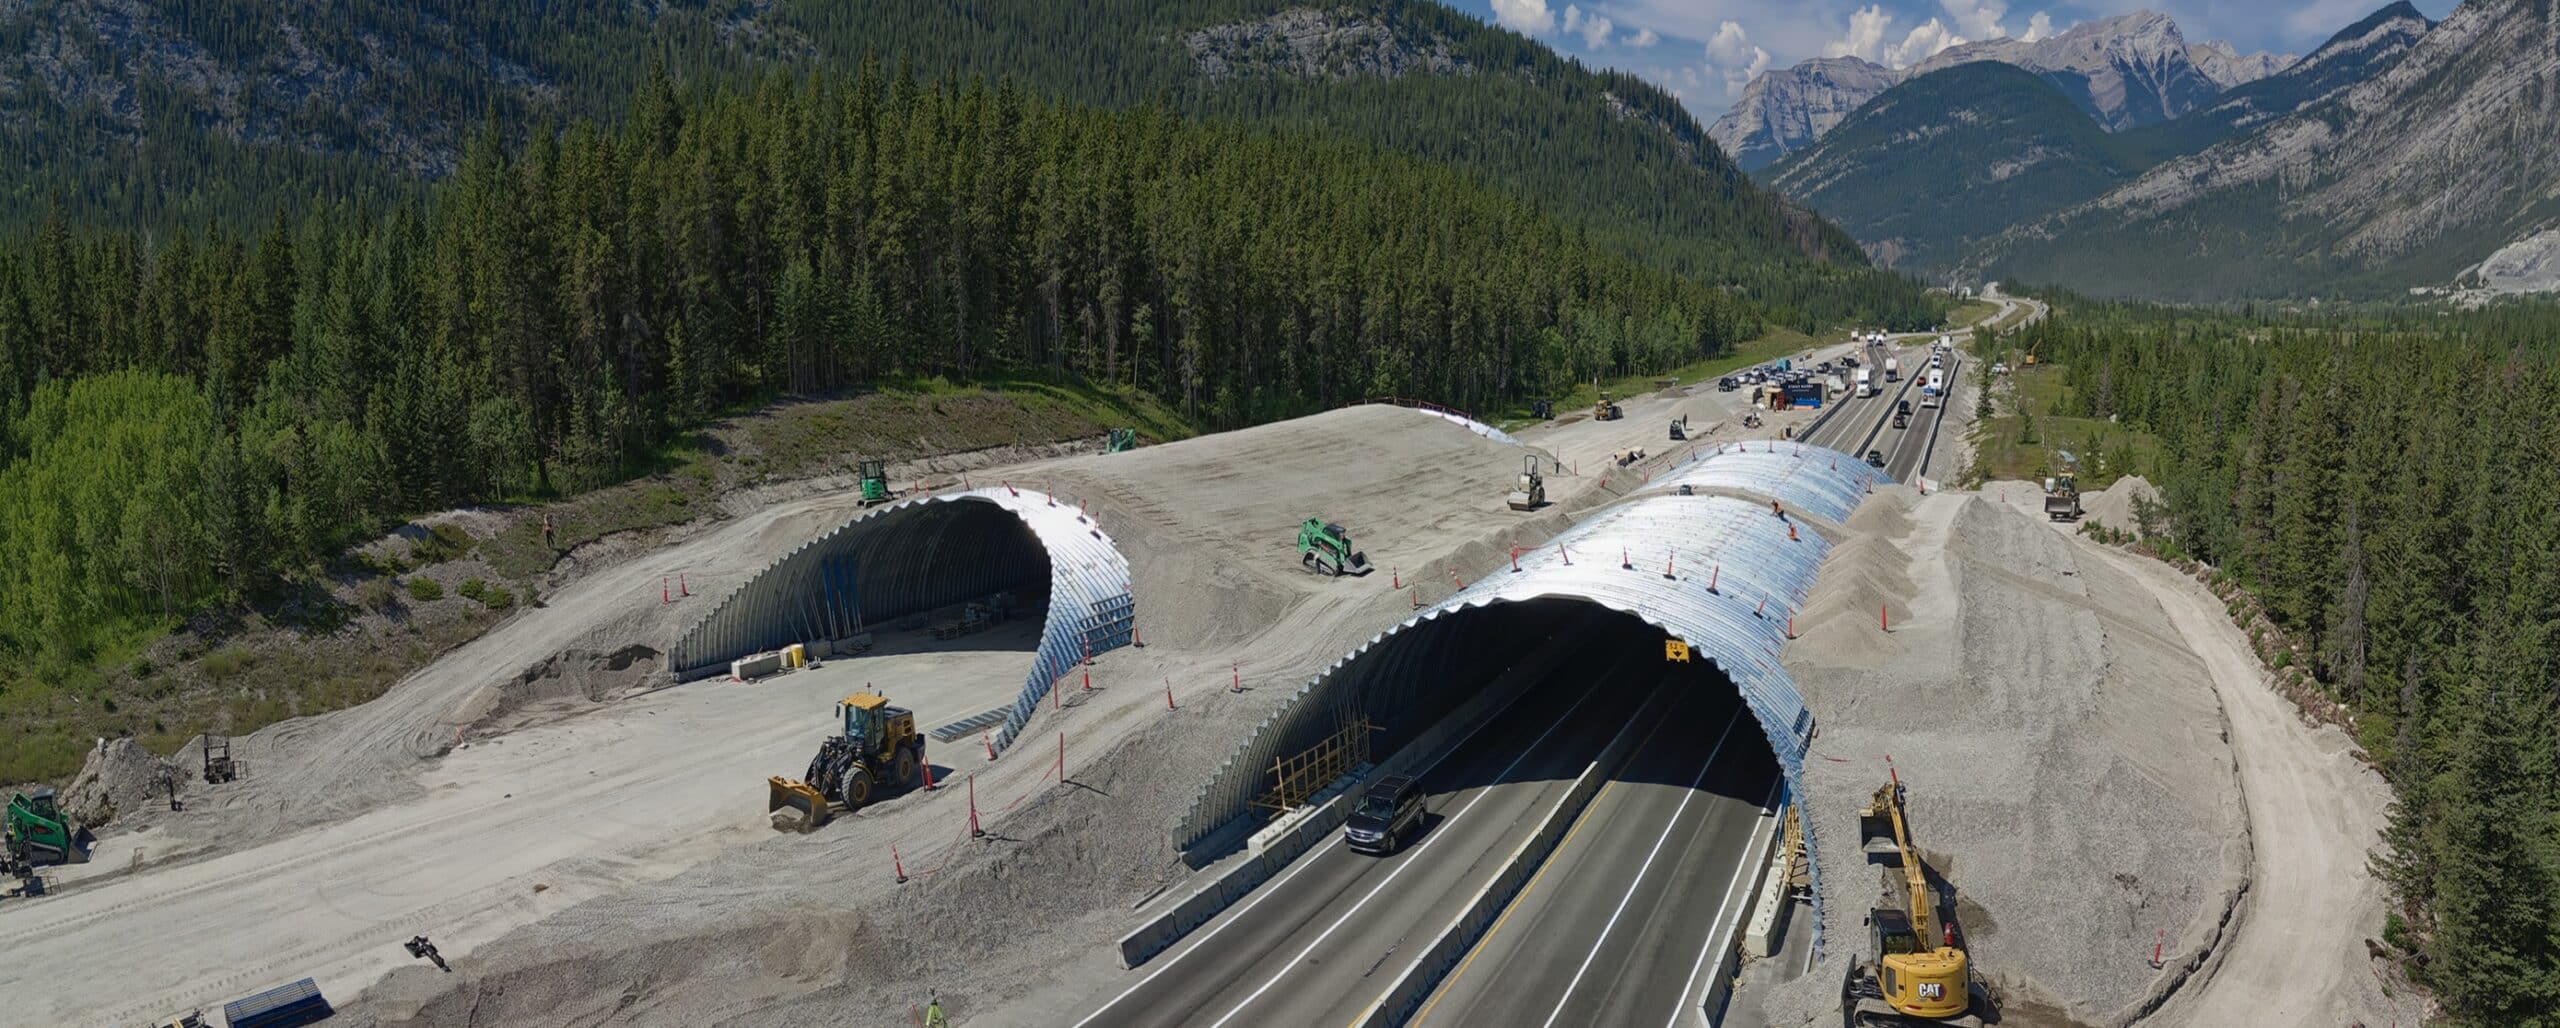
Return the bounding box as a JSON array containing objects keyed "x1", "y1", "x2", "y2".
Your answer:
[
  {"x1": 1867, "y1": 450, "x2": 1886, "y2": 467},
  {"x1": 1344, "y1": 775, "x2": 1427, "y2": 854}
]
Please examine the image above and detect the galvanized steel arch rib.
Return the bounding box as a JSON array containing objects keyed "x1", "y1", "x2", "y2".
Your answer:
[
  {"x1": 1647, "y1": 441, "x2": 1894, "y2": 525},
  {"x1": 665, "y1": 487, "x2": 1133, "y2": 754},
  {"x1": 1177, "y1": 490, "x2": 1869, "y2": 955}
]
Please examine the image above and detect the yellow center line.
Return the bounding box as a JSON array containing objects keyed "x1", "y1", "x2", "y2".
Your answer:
[{"x1": 1398, "y1": 687, "x2": 1688, "y2": 1028}]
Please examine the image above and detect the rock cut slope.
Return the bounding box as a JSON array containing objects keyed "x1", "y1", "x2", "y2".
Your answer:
[{"x1": 1971, "y1": 0, "x2": 2551, "y2": 299}]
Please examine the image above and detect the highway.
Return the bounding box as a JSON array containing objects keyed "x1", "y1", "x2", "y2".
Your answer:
[
  {"x1": 1069, "y1": 656, "x2": 1673, "y2": 1028},
  {"x1": 1410, "y1": 684, "x2": 1781, "y2": 1028},
  {"x1": 1785, "y1": 337, "x2": 1960, "y2": 485}
]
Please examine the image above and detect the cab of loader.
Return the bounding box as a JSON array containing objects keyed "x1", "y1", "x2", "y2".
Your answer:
[
  {"x1": 1106, "y1": 428, "x2": 1139, "y2": 453},
  {"x1": 839, "y1": 693, "x2": 918, "y2": 761}
]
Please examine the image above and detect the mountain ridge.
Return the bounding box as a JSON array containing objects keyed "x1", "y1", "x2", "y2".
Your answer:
[
  {"x1": 1710, "y1": 9, "x2": 2290, "y2": 170},
  {"x1": 1965, "y1": 0, "x2": 2544, "y2": 300}
]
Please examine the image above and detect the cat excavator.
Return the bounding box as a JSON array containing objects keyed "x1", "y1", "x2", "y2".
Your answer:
[{"x1": 1843, "y1": 773, "x2": 1982, "y2": 1027}]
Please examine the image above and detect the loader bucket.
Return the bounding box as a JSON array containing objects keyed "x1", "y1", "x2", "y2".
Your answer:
[{"x1": 769, "y1": 776, "x2": 831, "y2": 833}]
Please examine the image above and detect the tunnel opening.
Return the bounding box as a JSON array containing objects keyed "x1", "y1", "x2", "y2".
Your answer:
[
  {"x1": 668, "y1": 488, "x2": 1133, "y2": 749},
  {"x1": 1224, "y1": 599, "x2": 1783, "y2": 832}
]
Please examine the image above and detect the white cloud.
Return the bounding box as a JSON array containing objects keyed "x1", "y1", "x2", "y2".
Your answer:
[
  {"x1": 1580, "y1": 9, "x2": 1617, "y2": 48},
  {"x1": 1705, "y1": 20, "x2": 1772, "y2": 94},
  {"x1": 1629, "y1": 27, "x2": 1660, "y2": 48},
  {"x1": 1939, "y1": 0, "x2": 2009, "y2": 40},
  {"x1": 1563, "y1": 4, "x2": 1582, "y2": 32},
  {"x1": 1821, "y1": 5, "x2": 1984, "y2": 69},
  {"x1": 1491, "y1": 0, "x2": 1556, "y2": 34},
  {"x1": 2020, "y1": 11, "x2": 2054, "y2": 42},
  {"x1": 1823, "y1": 5, "x2": 1894, "y2": 64},
  {"x1": 1887, "y1": 18, "x2": 1967, "y2": 67}
]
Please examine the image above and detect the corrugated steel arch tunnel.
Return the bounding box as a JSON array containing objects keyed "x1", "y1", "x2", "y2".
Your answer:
[
  {"x1": 668, "y1": 487, "x2": 1133, "y2": 751},
  {"x1": 1179, "y1": 443, "x2": 1891, "y2": 955}
]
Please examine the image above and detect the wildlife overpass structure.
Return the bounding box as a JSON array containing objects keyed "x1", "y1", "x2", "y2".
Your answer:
[{"x1": 667, "y1": 485, "x2": 1134, "y2": 752}]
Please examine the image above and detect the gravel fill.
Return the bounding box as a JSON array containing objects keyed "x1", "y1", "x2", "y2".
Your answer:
[{"x1": 1743, "y1": 489, "x2": 2245, "y2": 1028}]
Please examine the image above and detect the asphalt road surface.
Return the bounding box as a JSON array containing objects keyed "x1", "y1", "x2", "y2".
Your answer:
[
  {"x1": 1411, "y1": 685, "x2": 1781, "y2": 1028},
  {"x1": 1068, "y1": 656, "x2": 1673, "y2": 1028}
]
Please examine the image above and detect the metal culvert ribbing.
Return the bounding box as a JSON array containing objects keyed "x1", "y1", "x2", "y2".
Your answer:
[
  {"x1": 667, "y1": 487, "x2": 1133, "y2": 752},
  {"x1": 1648, "y1": 441, "x2": 1894, "y2": 525},
  {"x1": 1179, "y1": 446, "x2": 1891, "y2": 957}
]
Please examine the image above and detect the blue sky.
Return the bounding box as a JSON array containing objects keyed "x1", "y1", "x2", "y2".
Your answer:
[{"x1": 1456, "y1": 0, "x2": 2459, "y2": 115}]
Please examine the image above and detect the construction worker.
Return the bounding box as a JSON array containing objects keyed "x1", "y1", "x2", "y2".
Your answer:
[{"x1": 923, "y1": 993, "x2": 949, "y2": 1027}]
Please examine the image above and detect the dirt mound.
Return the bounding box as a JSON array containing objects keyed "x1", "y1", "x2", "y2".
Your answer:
[
  {"x1": 62, "y1": 737, "x2": 185, "y2": 825},
  {"x1": 451, "y1": 645, "x2": 665, "y2": 731},
  {"x1": 2080, "y1": 474, "x2": 2161, "y2": 533},
  {"x1": 1753, "y1": 491, "x2": 2244, "y2": 1027}
]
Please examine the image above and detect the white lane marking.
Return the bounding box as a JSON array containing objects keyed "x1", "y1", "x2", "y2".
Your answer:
[
  {"x1": 1668, "y1": 778, "x2": 1788, "y2": 1028},
  {"x1": 1537, "y1": 708, "x2": 1745, "y2": 1028},
  {"x1": 1069, "y1": 677, "x2": 1599, "y2": 1028},
  {"x1": 1203, "y1": 682, "x2": 1640, "y2": 1028}
]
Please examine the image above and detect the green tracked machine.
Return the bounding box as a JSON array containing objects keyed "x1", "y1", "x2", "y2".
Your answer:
[
  {"x1": 1296, "y1": 518, "x2": 1371, "y2": 577},
  {"x1": 5, "y1": 788, "x2": 92, "y2": 877},
  {"x1": 1106, "y1": 428, "x2": 1139, "y2": 453},
  {"x1": 857, "y1": 459, "x2": 897, "y2": 506}
]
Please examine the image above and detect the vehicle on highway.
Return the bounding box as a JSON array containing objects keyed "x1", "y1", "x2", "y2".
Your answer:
[
  {"x1": 1897, "y1": 400, "x2": 1912, "y2": 415},
  {"x1": 1921, "y1": 395, "x2": 1940, "y2": 409},
  {"x1": 1892, "y1": 411, "x2": 1909, "y2": 429},
  {"x1": 1344, "y1": 775, "x2": 1427, "y2": 854},
  {"x1": 1866, "y1": 450, "x2": 1885, "y2": 467},
  {"x1": 1884, "y1": 356, "x2": 1901, "y2": 382},
  {"x1": 1718, "y1": 377, "x2": 1738, "y2": 392},
  {"x1": 1855, "y1": 367, "x2": 1875, "y2": 398}
]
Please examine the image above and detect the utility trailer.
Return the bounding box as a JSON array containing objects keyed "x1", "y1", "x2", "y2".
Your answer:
[{"x1": 222, "y1": 978, "x2": 333, "y2": 1028}]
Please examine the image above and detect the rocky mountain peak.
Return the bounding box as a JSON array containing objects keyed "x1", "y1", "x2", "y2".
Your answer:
[
  {"x1": 1706, "y1": 55, "x2": 1898, "y2": 172},
  {"x1": 1717, "y1": 9, "x2": 2290, "y2": 167}
]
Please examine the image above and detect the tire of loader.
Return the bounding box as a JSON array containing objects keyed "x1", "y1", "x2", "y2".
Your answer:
[
  {"x1": 841, "y1": 765, "x2": 875, "y2": 810},
  {"x1": 893, "y1": 746, "x2": 920, "y2": 791}
]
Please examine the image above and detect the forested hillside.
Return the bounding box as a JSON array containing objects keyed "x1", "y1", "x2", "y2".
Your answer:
[
  {"x1": 1766, "y1": 63, "x2": 2147, "y2": 271},
  {"x1": 2022, "y1": 304, "x2": 2560, "y2": 1025},
  {"x1": 0, "y1": 63, "x2": 1753, "y2": 677},
  {"x1": 0, "y1": 0, "x2": 1935, "y2": 330}
]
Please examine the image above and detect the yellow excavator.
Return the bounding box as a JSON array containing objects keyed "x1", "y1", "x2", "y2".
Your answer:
[{"x1": 1844, "y1": 774, "x2": 1981, "y2": 1027}]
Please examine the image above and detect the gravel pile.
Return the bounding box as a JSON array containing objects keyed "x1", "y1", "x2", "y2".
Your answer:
[
  {"x1": 62, "y1": 736, "x2": 185, "y2": 825},
  {"x1": 2078, "y1": 475, "x2": 2161, "y2": 534},
  {"x1": 1747, "y1": 489, "x2": 2245, "y2": 1027}
]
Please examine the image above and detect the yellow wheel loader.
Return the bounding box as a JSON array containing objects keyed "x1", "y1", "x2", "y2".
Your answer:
[
  {"x1": 768, "y1": 693, "x2": 926, "y2": 832},
  {"x1": 1843, "y1": 775, "x2": 1983, "y2": 1027}
]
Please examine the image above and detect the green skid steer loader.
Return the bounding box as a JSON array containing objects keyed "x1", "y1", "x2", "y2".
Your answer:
[
  {"x1": 5, "y1": 788, "x2": 92, "y2": 878},
  {"x1": 1296, "y1": 518, "x2": 1372, "y2": 577}
]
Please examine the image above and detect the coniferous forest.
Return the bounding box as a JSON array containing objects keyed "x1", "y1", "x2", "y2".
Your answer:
[
  {"x1": 2026, "y1": 304, "x2": 2560, "y2": 1024},
  {"x1": 0, "y1": 64, "x2": 1774, "y2": 668}
]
